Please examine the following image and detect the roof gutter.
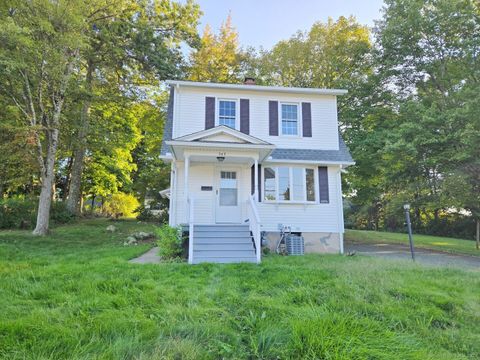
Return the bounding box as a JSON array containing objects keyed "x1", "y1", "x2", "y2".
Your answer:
[{"x1": 166, "y1": 80, "x2": 348, "y2": 96}]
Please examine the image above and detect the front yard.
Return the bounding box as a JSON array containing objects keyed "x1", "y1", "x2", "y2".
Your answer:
[{"x1": 1, "y1": 219, "x2": 479, "y2": 359}]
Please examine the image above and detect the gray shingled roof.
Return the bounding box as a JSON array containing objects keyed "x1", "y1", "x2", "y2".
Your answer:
[
  {"x1": 270, "y1": 135, "x2": 353, "y2": 163},
  {"x1": 160, "y1": 87, "x2": 174, "y2": 156}
]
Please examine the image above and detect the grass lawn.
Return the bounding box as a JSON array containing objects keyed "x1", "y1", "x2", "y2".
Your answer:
[
  {"x1": 1, "y1": 219, "x2": 479, "y2": 359},
  {"x1": 346, "y1": 229, "x2": 480, "y2": 257}
]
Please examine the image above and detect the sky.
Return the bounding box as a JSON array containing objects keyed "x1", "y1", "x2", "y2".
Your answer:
[{"x1": 192, "y1": 0, "x2": 385, "y2": 50}]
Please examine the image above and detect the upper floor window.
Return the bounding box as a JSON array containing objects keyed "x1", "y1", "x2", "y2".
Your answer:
[
  {"x1": 281, "y1": 103, "x2": 299, "y2": 135},
  {"x1": 218, "y1": 100, "x2": 236, "y2": 128}
]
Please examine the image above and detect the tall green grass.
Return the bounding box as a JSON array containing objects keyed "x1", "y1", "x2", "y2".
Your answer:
[{"x1": 1, "y1": 219, "x2": 479, "y2": 359}]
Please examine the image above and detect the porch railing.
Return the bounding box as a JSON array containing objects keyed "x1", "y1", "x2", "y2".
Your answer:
[
  {"x1": 247, "y1": 194, "x2": 262, "y2": 263},
  {"x1": 187, "y1": 196, "x2": 194, "y2": 264}
]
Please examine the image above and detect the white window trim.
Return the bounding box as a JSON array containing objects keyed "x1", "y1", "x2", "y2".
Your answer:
[
  {"x1": 279, "y1": 102, "x2": 302, "y2": 137},
  {"x1": 216, "y1": 98, "x2": 239, "y2": 130},
  {"x1": 262, "y1": 165, "x2": 319, "y2": 204}
]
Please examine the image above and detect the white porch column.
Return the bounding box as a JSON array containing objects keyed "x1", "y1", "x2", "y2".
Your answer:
[
  {"x1": 184, "y1": 155, "x2": 190, "y2": 221},
  {"x1": 168, "y1": 160, "x2": 176, "y2": 226},
  {"x1": 254, "y1": 158, "x2": 259, "y2": 200}
]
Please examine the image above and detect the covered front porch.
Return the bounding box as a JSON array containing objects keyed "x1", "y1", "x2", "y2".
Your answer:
[{"x1": 164, "y1": 126, "x2": 275, "y2": 263}]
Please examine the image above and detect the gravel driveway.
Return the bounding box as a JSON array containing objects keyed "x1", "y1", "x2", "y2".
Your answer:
[{"x1": 345, "y1": 242, "x2": 480, "y2": 271}]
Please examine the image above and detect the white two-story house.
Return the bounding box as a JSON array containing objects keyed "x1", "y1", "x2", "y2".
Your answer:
[{"x1": 160, "y1": 79, "x2": 354, "y2": 264}]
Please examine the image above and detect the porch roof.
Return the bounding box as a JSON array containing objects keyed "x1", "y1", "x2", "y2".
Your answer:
[{"x1": 165, "y1": 126, "x2": 275, "y2": 162}]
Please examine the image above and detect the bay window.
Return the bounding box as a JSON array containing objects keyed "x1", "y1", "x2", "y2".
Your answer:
[{"x1": 263, "y1": 166, "x2": 318, "y2": 203}]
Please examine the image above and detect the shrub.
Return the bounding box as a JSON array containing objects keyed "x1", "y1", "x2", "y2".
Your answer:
[
  {"x1": 136, "y1": 204, "x2": 168, "y2": 224},
  {"x1": 103, "y1": 193, "x2": 140, "y2": 218},
  {"x1": 155, "y1": 224, "x2": 184, "y2": 260},
  {"x1": 0, "y1": 197, "x2": 37, "y2": 229},
  {"x1": 50, "y1": 201, "x2": 76, "y2": 225},
  {"x1": 0, "y1": 197, "x2": 75, "y2": 229}
]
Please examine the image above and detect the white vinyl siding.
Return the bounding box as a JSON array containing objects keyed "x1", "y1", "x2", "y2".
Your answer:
[
  {"x1": 172, "y1": 87, "x2": 340, "y2": 150},
  {"x1": 257, "y1": 166, "x2": 341, "y2": 233}
]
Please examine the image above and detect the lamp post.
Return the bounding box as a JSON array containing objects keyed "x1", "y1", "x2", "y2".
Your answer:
[{"x1": 404, "y1": 204, "x2": 415, "y2": 261}]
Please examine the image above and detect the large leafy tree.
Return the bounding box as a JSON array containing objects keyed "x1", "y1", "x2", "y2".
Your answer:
[
  {"x1": 0, "y1": 0, "x2": 88, "y2": 234},
  {"x1": 189, "y1": 15, "x2": 243, "y2": 83},
  {"x1": 372, "y1": 0, "x2": 480, "y2": 239},
  {"x1": 65, "y1": 0, "x2": 200, "y2": 215}
]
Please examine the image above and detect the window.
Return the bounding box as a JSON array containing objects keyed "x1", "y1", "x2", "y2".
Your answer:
[
  {"x1": 281, "y1": 103, "x2": 298, "y2": 135},
  {"x1": 306, "y1": 169, "x2": 315, "y2": 201},
  {"x1": 263, "y1": 166, "x2": 317, "y2": 203},
  {"x1": 264, "y1": 167, "x2": 276, "y2": 201},
  {"x1": 219, "y1": 171, "x2": 237, "y2": 206},
  {"x1": 292, "y1": 167, "x2": 303, "y2": 201},
  {"x1": 219, "y1": 100, "x2": 236, "y2": 128},
  {"x1": 278, "y1": 167, "x2": 290, "y2": 200}
]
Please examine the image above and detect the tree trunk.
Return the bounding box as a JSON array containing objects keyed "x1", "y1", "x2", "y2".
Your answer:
[
  {"x1": 91, "y1": 193, "x2": 95, "y2": 213},
  {"x1": 66, "y1": 60, "x2": 93, "y2": 215},
  {"x1": 33, "y1": 129, "x2": 59, "y2": 235},
  {"x1": 32, "y1": 55, "x2": 75, "y2": 235},
  {"x1": 62, "y1": 155, "x2": 73, "y2": 201},
  {"x1": 476, "y1": 219, "x2": 479, "y2": 250}
]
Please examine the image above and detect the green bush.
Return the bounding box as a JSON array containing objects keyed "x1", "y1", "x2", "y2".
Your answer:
[
  {"x1": 155, "y1": 224, "x2": 184, "y2": 260},
  {"x1": 0, "y1": 197, "x2": 75, "y2": 229},
  {"x1": 136, "y1": 204, "x2": 168, "y2": 224},
  {"x1": 103, "y1": 193, "x2": 140, "y2": 218}
]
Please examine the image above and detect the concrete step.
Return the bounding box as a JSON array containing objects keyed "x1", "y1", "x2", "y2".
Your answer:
[
  {"x1": 192, "y1": 257, "x2": 257, "y2": 264},
  {"x1": 194, "y1": 243, "x2": 254, "y2": 251},
  {"x1": 193, "y1": 249, "x2": 255, "y2": 258}
]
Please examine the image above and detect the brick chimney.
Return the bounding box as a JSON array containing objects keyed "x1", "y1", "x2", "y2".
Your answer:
[{"x1": 244, "y1": 77, "x2": 256, "y2": 85}]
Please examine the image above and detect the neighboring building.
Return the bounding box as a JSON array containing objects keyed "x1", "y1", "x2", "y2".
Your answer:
[{"x1": 160, "y1": 79, "x2": 354, "y2": 264}]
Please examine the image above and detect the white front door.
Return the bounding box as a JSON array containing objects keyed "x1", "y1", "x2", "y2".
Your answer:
[{"x1": 215, "y1": 169, "x2": 242, "y2": 223}]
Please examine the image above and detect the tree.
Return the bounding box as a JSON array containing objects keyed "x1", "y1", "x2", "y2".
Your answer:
[
  {"x1": 131, "y1": 91, "x2": 171, "y2": 211},
  {"x1": 65, "y1": 0, "x2": 200, "y2": 215},
  {"x1": 372, "y1": 0, "x2": 480, "y2": 239},
  {"x1": 189, "y1": 14, "x2": 243, "y2": 83},
  {"x1": 0, "y1": 0, "x2": 88, "y2": 234}
]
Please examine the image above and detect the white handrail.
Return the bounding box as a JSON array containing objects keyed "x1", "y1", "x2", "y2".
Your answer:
[
  {"x1": 248, "y1": 194, "x2": 262, "y2": 263},
  {"x1": 187, "y1": 196, "x2": 194, "y2": 264}
]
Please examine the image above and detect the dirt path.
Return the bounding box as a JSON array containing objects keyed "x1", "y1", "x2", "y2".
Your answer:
[{"x1": 345, "y1": 242, "x2": 480, "y2": 271}]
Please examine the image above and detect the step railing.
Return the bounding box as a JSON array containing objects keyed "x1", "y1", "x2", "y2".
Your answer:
[
  {"x1": 247, "y1": 194, "x2": 262, "y2": 263},
  {"x1": 187, "y1": 196, "x2": 194, "y2": 264}
]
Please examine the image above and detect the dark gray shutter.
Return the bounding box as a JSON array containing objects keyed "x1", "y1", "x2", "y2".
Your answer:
[
  {"x1": 302, "y1": 102, "x2": 312, "y2": 137},
  {"x1": 269, "y1": 101, "x2": 278, "y2": 136},
  {"x1": 240, "y1": 99, "x2": 250, "y2": 134},
  {"x1": 318, "y1": 166, "x2": 329, "y2": 203},
  {"x1": 205, "y1": 97, "x2": 215, "y2": 129},
  {"x1": 250, "y1": 164, "x2": 262, "y2": 202}
]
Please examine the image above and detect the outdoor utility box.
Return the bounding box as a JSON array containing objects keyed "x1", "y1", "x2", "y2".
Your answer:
[{"x1": 285, "y1": 234, "x2": 304, "y2": 255}]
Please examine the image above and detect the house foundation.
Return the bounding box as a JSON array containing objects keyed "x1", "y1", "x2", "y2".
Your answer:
[{"x1": 263, "y1": 231, "x2": 342, "y2": 254}]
